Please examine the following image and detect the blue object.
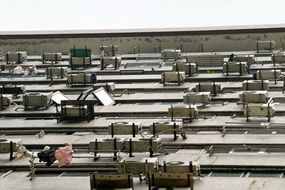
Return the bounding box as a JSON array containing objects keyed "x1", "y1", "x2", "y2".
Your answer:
[
  {"x1": 91, "y1": 73, "x2": 97, "y2": 83},
  {"x1": 229, "y1": 53, "x2": 235, "y2": 61},
  {"x1": 253, "y1": 73, "x2": 257, "y2": 80}
]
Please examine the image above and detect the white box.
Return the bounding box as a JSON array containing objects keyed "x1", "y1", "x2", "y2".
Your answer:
[
  {"x1": 256, "y1": 70, "x2": 281, "y2": 80},
  {"x1": 161, "y1": 49, "x2": 181, "y2": 60},
  {"x1": 23, "y1": 92, "x2": 52, "y2": 108},
  {"x1": 183, "y1": 92, "x2": 211, "y2": 104},
  {"x1": 242, "y1": 80, "x2": 269, "y2": 91},
  {"x1": 161, "y1": 72, "x2": 185, "y2": 83},
  {"x1": 239, "y1": 91, "x2": 267, "y2": 103},
  {"x1": 172, "y1": 63, "x2": 197, "y2": 74}
]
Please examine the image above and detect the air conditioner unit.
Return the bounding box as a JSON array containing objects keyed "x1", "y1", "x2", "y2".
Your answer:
[
  {"x1": 109, "y1": 122, "x2": 142, "y2": 136},
  {"x1": 0, "y1": 95, "x2": 12, "y2": 110},
  {"x1": 235, "y1": 55, "x2": 254, "y2": 63},
  {"x1": 45, "y1": 67, "x2": 67, "y2": 78},
  {"x1": 61, "y1": 106, "x2": 87, "y2": 117},
  {"x1": 272, "y1": 54, "x2": 285, "y2": 63},
  {"x1": 244, "y1": 103, "x2": 275, "y2": 117},
  {"x1": 149, "y1": 172, "x2": 193, "y2": 188},
  {"x1": 122, "y1": 137, "x2": 162, "y2": 153},
  {"x1": 172, "y1": 62, "x2": 197, "y2": 75},
  {"x1": 256, "y1": 70, "x2": 281, "y2": 80},
  {"x1": 186, "y1": 54, "x2": 224, "y2": 67},
  {"x1": 168, "y1": 105, "x2": 198, "y2": 119},
  {"x1": 23, "y1": 92, "x2": 52, "y2": 109},
  {"x1": 67, "y1": 73, "x2": 96, "y2": 85},
  {"x1": 242, "y1": 80, "x2": 269, "y2": 91},
  {"x1": 88, "y1": 138, "x2": 126, "y2": 152},
  {"x1": 256, "y1": 40, "x2": 275, "y2": 53},
  {"x1": 150, "y1": 121, "x2": 182, "y2": 135},
  {"x1": 105, "y1": 82, "x2": 115, "y2": 92},
  {"x1": 183, "y1": 92, "x2": 211, "y2": 104},
  {"x1": 70, "y1": 57, "x2": 91, "y2": 65},
  {"x1": 162, "y1": 161, "x2": 200, "y2": 177},
  {"x1": 90, "y1": 173, "x2": 133, "y2": 189},
  {"x1": 0, "y1": 139, "x2": 22, "y2": 153},
  {"x1": 118, "y1": 157, "x2": 158, "y2": 175},
  {"x1": 161, "y1": 49, "x2": 181, "y2": 60},
  {"x1": 101, "y1": 56, "x2": 121, "y2": 70},
  {"x1": 239, "y1": 91, "x2": 268, "y2": 103},
  {"x1": 69, "y1": 48, "x2": 92, "y2": 69},
  {"x1": 6, "y1": 51, "x2": 27, "y2": 63},
  {"x1": 42, "y1": 53, "x2": 62, "y2": 62},
  {"x1": 223, "y1": 62, "x2": 247, "y2": 75},
  {"x1": 100, "y1": 45, "x2": 119, "y2": 56},
  {"x1": 195, "y1": 82, "x2": 221, "y2": 94},
  {"x1": 161, "y1": 72, "x2": 185, "y2": 85}
]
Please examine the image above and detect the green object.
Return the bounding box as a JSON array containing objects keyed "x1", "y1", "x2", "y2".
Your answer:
[
  {"x1": 69, "y1": 46, "x2": 92, "y2": 70},
  {"x1": 207, "y1": 70, "x2": 213, "y2": 74},
  {"x1": 70, "y1": 48, "x2": 91, "y2": 57}
]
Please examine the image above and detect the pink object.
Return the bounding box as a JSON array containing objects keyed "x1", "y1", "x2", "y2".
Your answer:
[{"x1": 55, "y1": 143, "x2": 73, "y2": 167}]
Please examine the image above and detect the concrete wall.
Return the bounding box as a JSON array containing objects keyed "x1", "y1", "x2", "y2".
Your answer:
[{"x1": 1, "y1": 30, "x2": 285, "y2": 55}]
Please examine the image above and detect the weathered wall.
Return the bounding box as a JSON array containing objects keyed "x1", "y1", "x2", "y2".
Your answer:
[{"x1": 1, "y1": 30, "x2": 285, "y2": 54}]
